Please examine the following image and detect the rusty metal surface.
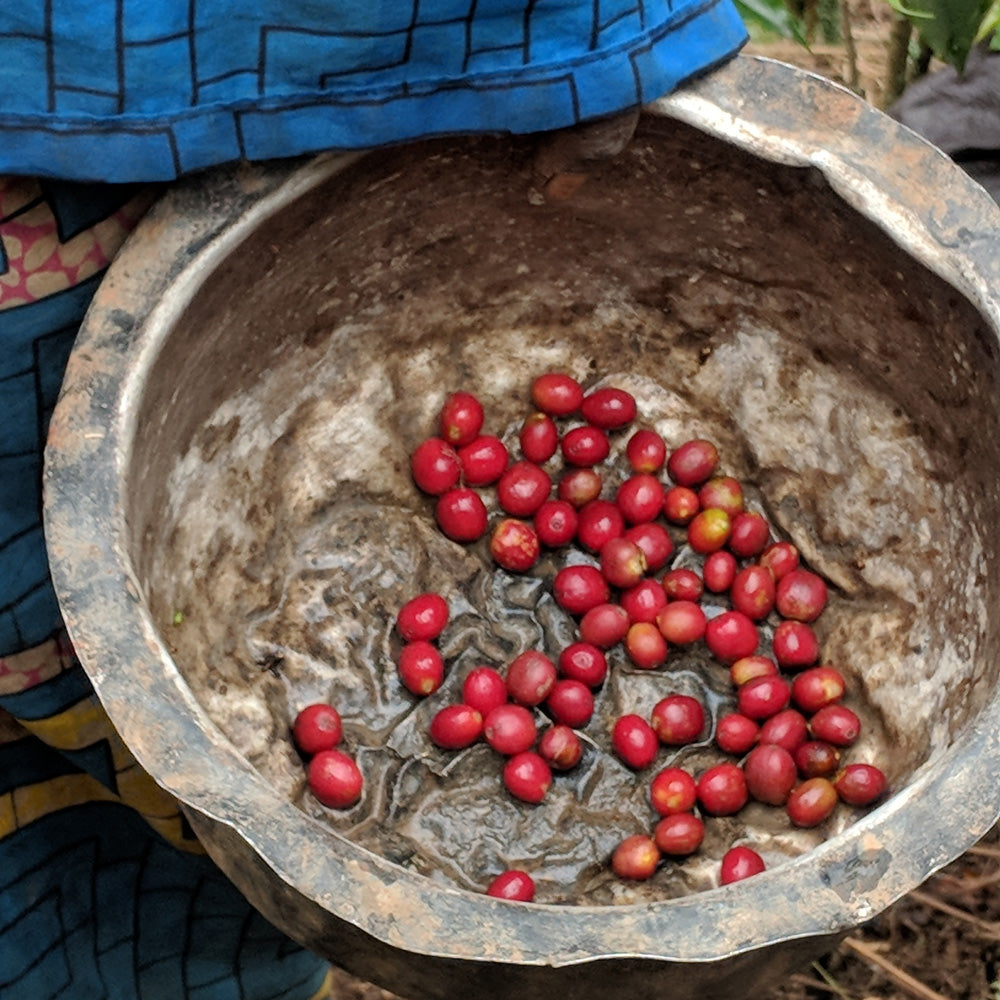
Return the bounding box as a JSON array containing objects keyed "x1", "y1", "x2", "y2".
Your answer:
[{"x1": 43, "y1": 55, "x2": 1000, "y2": 1000}]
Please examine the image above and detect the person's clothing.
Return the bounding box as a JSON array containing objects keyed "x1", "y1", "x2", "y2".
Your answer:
[
  {"x1": 0, "y1": 0, "x2": 749, "y2": 182},
  {"x1": 0, "y1": 3, "x2": 748, "y2": 996}
]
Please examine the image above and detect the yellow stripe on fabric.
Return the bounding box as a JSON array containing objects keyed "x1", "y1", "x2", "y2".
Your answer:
[
  {"x1": 17, "y1": 697, "x2": 109, "y2": 751},
  {"x1": 12, "y1": 773, "x2": 119, "y2": 830},
  {"x1": 0, "y1": 791, "x2": 16, "y2": 838}
]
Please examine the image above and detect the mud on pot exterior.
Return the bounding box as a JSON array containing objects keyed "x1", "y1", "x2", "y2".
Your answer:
[{"x1": 44, "y1": 55, "x2": 1000, "y2": 1000}]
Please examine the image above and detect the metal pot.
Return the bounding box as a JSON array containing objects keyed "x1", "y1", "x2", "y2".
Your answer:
[{"x1": 45, "y1": 55, "x2": 1000, "y2": 1000}]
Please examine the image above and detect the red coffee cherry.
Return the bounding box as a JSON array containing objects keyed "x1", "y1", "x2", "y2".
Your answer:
[
  {"x1": 833, "y1": 763, "x2": 888, "y2": 806},
  {"x1": 809, "y1": 704, "x2": 861, "y2": 747},
  {"x1": 656, "y1": 600, "x2": 706, "y2": 644},
  {"x1": 715, "y1": 712, "x2": 760, "y2": 755},
  {"x1": 505, "y1": 650, "x2": 557, "y2": 707},
  {"x1": 503, "y1": 751, "x2": 552, "y2": 803},
  {"x1": 697, "y1": 762, "x2": 748, "y2": 816},
  {"x1": 758, "y1": 708, "x2": 809, "y2": 754},
  {"x1": 611, "y1": 835, "x2": 660, "y2": 880},
  {"x1": 579, "y1": 602, "x2": 631, "y2": 648},
  {"x1": 557, "y1": 467, "x2": 603, "y2": 507},
  {"x1": 653, "y1": 813, "x2": 705, "y2": 856},
  {"x1": 698, "y1": 476, "x2": 744, "y2": 517},
  {"x1": 497, "y1": 460, "x2": 551, "y2": 517},
  {"x1": 557, "y1": 642, "x2": 608, "y2": 688},
  {"x1": 538, "y1": 724, "x2": 583, "y2": 770},
  {"x1": 649, "y1": 766, "x2": 698, "y2": 815},
  {"x1": 760, "y1": 540, "x2": 800, "y2": 581},
  {"x1": 625, "y1": 622, "x2": 668, "y2": 670},
  {"x1": 791, "y1": 666, "x2": 847, "y2": 714},
  {"x1": 720, "y1": 846, "x2": 766, "y2": 885},
  {"x1": 663, "y1": 485, "x2": 700, "y2": 524},
  {"x1": 786, "y1": 777, "x2": 838, "y2": 827},
  {"x1": 666, "y1": 439, "x2": 719, "y2": 487},
  {"x1": 581, "y1": 387, "x2": 637, "y2": 429},
  {"x1": 396, "y1": 592, "x2": 449, "y2": 642},
  {"x1": 651, "y1": 695, "x2": 705, "y2": 746},
  {"x1": 411, "y1": 437, "x2": 461, "y2": 495},
  {"x1": 612, "y1": 714, "x2": 659, "y2": 769},
  {"x1": 483, "y1": 703, "x2": 538, "y2": 755},
  {"x1": 439, "y1": 390, "x2": 484, "y2": 447},
  {"x1": 292, "y1": 704, "x2": 343, "y2": 756},
  {"x1": 687, "y1": 508, "x2": 732, "y2": 554},
  {"x1": 703, "y1": 550, "x2": 737, "y2": 593},
  {"x1": 561, "y1": 425, "x2": 610, "y2": 467},
  {"x1": 626, "y1": 428, "x2": 667, "y2": 473},
  {"x1": 620, "y1": 578, "x2": 668, "y2": 624},
  {"x1": 534, "y1": 499, "x2": 579, "y2": 548},
  {"x1": 307, "y1": 750, "x2": 364, "y2": 809},
  {"x1": 623, "y1": 522, "x2": 674, "y2": 572},
  {"x1": 458, "y1": 435, "x2": 509, "y2": 486},
  {"x1": 728, "y1": 511, "x2": 771, "y2": 558},
  {"x1": 730, "y1": 565, "x2": 776, "y2": 621},
  {"x1": 575, "y1": 499, "x2": 625, "y2": 552},
  {"x1": 436, "y1": 488, "x2": 488, "y2": 542},
  {"x1": 519, "y1": 412, "x2": 559, "y2": 464},
  {"x1": 462, "y1": 666, "x2": 509, "y2": 717},
  {"x1": 531, "y1": 372, "x2": 583, "y2": 416},
  {"x1": 794, "y1": 740, "x2": 842, "y2": 779},
  {"x1": 743, "y1": 744, "x2": 798, "y2": 805},
  {"x1": 553, "y1": 564, "x2": 611, "y2": 616},
  {"x1": 662, "y1": 568, "x2": 703, "y2": 602},
  {"x1": 486, "y1": 869, "x2": 536, "y2": 901},
  {"x1": 600, "y1": 536, "x2": 647, "y2": 589},
  {"x1": 775, "y1": 569, "x2": 828, "y2": 622},
  {"x1": 397, "y1": 640, "x2": 446, "y2": 696},
  {"x1": 545, "y1": 679, "x2": 595, "y2": 728},
  {"x1": 737, "y1": 674, "x2": 791, "y2": 721},
  {"x1": 429, "y1": 704, "x2": 483, "y2": 749},
  {"x1": 772, "y1": 620, "x2": 820, "y2": 670},
  {"x1": 490, "y1": 518, "x2": 540, "y2": 572},
  {"x1": 705, "y1": 610, "x2": 759, "y2": 664},
  {"x1": 615, "y1": 474, "x2": 665, "y2": 524},
  {"x1": 729, "y1": 655, "x2": 779, "y2": 687}
]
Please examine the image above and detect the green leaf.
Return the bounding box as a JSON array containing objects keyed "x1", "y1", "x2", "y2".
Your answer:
[
  {"x1": 892, "y1": 0, "x2": 993, "y2": 70},
  {"x1": 734, "y1": 0, "x2": 809, "y2": 43}
]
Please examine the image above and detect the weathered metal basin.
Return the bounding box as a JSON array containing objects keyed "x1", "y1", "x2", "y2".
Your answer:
[{"x1": 44, "y1": 55, "x2": 1000, "y2": 1000}]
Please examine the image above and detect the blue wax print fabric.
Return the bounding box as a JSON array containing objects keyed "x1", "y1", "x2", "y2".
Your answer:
[{"x1": 0, "y1": 0, "x2": 748, "y2": 182}]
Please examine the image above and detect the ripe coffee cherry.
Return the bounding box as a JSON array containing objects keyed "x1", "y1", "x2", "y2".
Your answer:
[
  {"x1": 439, "y1": 391, "x2": 484, "y2": 447},
  {"x1": 557, "y1": 467, "x2": 602, "y2": 507},
  {"x1": 626, "y1": 428, "x2": 667, "y2": 473},
  {"x1": 621, "y1": 578, "x2": 668, "y2": 624},
  {"x1": 666, "y1": 439, "x2": 718, "y2": 487},
  {"x1": 561, "y1": 425, "x2": 610, "y2": 466},
  {"x1": 534, "y1": 499, "x2": 579, "y2": 548},
  {"x1": 698, "y1": 476, "x2": 744, "y2": 517},
  {"x1": 506, "y1": 650, "x2": 557, "y2": 707},
  {"x1": 650, "y1": 695, "x2": 705, "y2": 746},
  {"x1": 715, "y1": 712, "x2": 760, "y2": 755},
  {"x1": 743, "y1": 744, "x2": 798, "y2": 805},
  {"x1": 730, "y1": 565, "x2": 776, "y2": 621},
  {"x1": 545, "y1": 679, "x2": 595, "y2": 728},
  {"x1": 705, "y1": 610, "x2": 759, "y2": 664},
  {"x1": 462, "y1": 666, "x2": 508, "y2": 717},
  {"x1": 791, "y1": 666, "x2": 847, "y2": 714},
  {"x1": 728, "y1": 511, "x2": 771, "y2": 558},
  {"x1": 786, "y1": 777, "x2": 838, "y2": 827},
  {"x1": 760, "y1": 540, "x2": 800, "y2": 581},
  {"x1": 650, "y1": 767, "x2": 699, "y2": 815},
  {"x1": 663, "y1": 485, "x2": 700, "y2": 524},
  {"x1": 576, "y1": 499, "x2": 625, "y2": 552},
  {"x1": 794, "y1": 740, "x2": 842, "y2": 778},
  {"x1": 656, "y1": 599, "x2": 706, "y2": 644},
  {"x1": 558, "y1": 642, "x2": 608, "y2": 688},
  {"x1": 436, "y1": 488, "x2": 488, "y2": 542},
  {"x1": 600, "y1": 537, "x2": 647, "y2": 589},
  {"x1": 697, "y1": 762, "x2": 748, "y2": 815},
  {"x1": 429, "y1": 704, "x2": 483, "y2": 749},
  {"x1": 772, "y1": 620, "x2": 820, "y2": 670},
  {"x1": 486, "y1": 869, "x2": 536, "y2": 901},
  {"x1": 458, "y1": 435, "x2": 509, "y2": 486},
  {"x1": 581, "y1": 387, "x2": 637, "y2": 429},
  {"x1": 625, "y1": 622, "x2": 667, "y2": 670},
  {"x1": 775, "y1": 569, "x2": 828, "y2": 622},
  {"x1": 411, "y1": 437, "x2": 461, "y2": 495},
  {"x1": 292, "y1": 704, "x2": 343, "y2": 756},
  {"x1": 396, "y1": 592, "x2": 449, "y2": 642},
  {"x1": 397, "y1": 640, "x2": 445, "y2": 696},
  {"x1": 307, "y1": 750, "x2": 363, "y2": 809},
  {"x1": 532, "y1": 372, "x2": 583, "y2": 416},
  {"x1": 730, "y1": 655, "x2": 779, "y2": 687},
  {"x1": 687, "y1": 508, "x2": 732, "y2": 554},
  {"x1": 809, "y1": 704, "x2": 861, "y2": 747},
  {"x1": 703, "y1": 550, "x2": 737, "y2": 593},
  {"x1": 497, "y1": 461, "x2": 551, "y2": 517},
  {"x1": 611, "y1": 835, "x2": 660, "y2": 881},
  {"x1": 833, "y1": 763, "x2": 888, "y2": 806},
  {"x1": 720, "y1": 846, "x2": 766, "y2": 885},
  {"x1": 612, "y1": 714, "x2": 659, "y2": 769},
  {"x1": 538, "y1": 724, "x2": 583, "y2": 770},
  {"x1": 654, "y1": 813, "x2": 705, "y2": 856},
  {"x1": 579, "y1": 602, "x2": 631, "y2": 648},
  {"x1": 490, "y1": 518, "x2": 540, "y2": 572},
  {"x1": 503, "y1": 751, "x2": 552, "y2": 803},
  {"x1": 615, "y1": 474, "x2": 665, "y2": 524},
  {"x1": 737, "y1": 674, "x2": 791, "y2": 720},
  {"x1": 520, "y1": 412, "x2": 559, "y2": 464},
  {"x1": 662, "y1": 568, "x2": 703, "y2": 602},
  {"x1": 623, "y1": 522, "x2": 673, "y2": 571},
  {"x1": 483, "y1": 703, "x2": 538, "y2": 755},
  {"x1": 758, "y1": 708, "x2": 809, "y2": 754},
  {"x1": 553, "y1": 564, "x2": 610, "y2": 616}
]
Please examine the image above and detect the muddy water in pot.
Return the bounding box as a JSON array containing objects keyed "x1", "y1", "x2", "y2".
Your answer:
[{"x1": 143, "y1": 118, "x2": 998, "y2": 906}]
